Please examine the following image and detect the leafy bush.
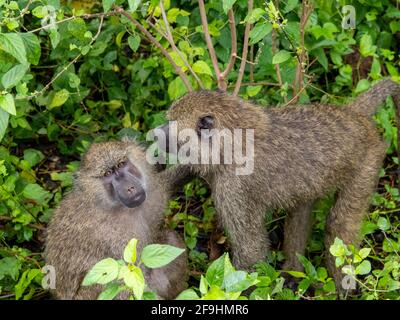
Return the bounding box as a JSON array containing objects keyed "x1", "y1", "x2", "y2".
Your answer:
[{"x1": 0, "y1": 0, "x2": 399, "y2": 300}]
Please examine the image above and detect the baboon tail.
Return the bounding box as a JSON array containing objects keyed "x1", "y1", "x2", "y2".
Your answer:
[{"x1": 349, "y1": 78, "x2": 400, "y2": 118}]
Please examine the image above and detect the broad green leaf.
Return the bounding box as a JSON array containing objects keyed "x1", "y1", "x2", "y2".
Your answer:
[
  {"x1": 246, "y1": 85, "x2": 262, "y2": 97},
  {"x1": 377, "y1": 217, "x2": 390, "y2": 231},
  {"x1": 355, "y1": 79, "x2": 370, "y2": 94},
  {"x1": 358, "y1": 248, "x2": 371, "y2": 259},
  {"x1": 23, "y1": 149, "x2": 45, "y2": 167},
  {"x1": 175, "y1": 289, "x2": 200, "y2": 300},
  {"x1": 205, "y1": 253, "x2": 226, "y2": 287},
  {"x1": 48, "y1": 89, "x2": 70, "y2": 109},
  {"x1": 32, "y1": 6, "x2": 48, "y2": 18},
  {"x1": 1, "y1": 64, "x2": 29, "y2": 89},
  {"x1": 222, "y1": 271, "x2": 259, "y2": 293},
  {"x1": 98, "y1": 282, "x2": 125, "y2": 300},
  {"x1": 168, "y1": 77, "x2": 187, "y2": 100},
  {"x1": 0, "y1": 257, "x2": 22, "y2": 281},
  {"x1": 297, "y1": 254, "x2": 317, "y2": 279},
  {"x1": 192, "y1": 61, "x2": 213, "y2": 76},
  {"x1": 22, "y1": 183, "x2": 52, "y2": 204},
  {"x1": 244, "y1": 8, "x2": 266, "y2": 23},
  {"x1": 272, "y1": 50, "x2": 292, "y2": 64},
  {"x1": 329, "y1": 238, "x2": 349, "y2": 257},
  {"x1": 199, "y1": 275, "x2": 208, "y2": 295},
  {"x1": 249, "y1": 22, "x2": 272, "y2": 45},
  {"x1": 122, "y1": 265, "x2": 145, "y2": 299},
  {"x1": 0, "y1": 94, "x2": 16, "y2": 115},
  {"x1": 0, "y1": 33, "x2": 27, "y2": 64},
  {"x1": 360, "y1": 34, "x2": 376, "y2": 57},
  {"x1": 141, "y1": 244, "x2": 185, "y2": 268},
  {"x1": 102, "y1": 0, "x2": 115, "y2": 12},
  {"x1": 128, "y1": 35, "x2": 141, "y2": 52},
  {"x1": 21, "y1": 33, "x2": 41, "y2": 65},
  {"x1": 82, "y1": 258, "x2": 119, "y2": 286},
  {"x1": 201, "y1": 286, "x2": 226, "y2": 300},
  {"x1": 355, "y1": 260, "x2": 371, "y2": 275},
  {"x1": 128, "y1": 0, "x2": 141, "y2": 12},
  {"x1": 222, "y1": 0, "x2": 236, "y2": 14},
  {"x1": 123, "y1": 238, "x2": 138, "y2": 264},
  {"x1": 0, "y1": 109, "x2": 9, "y2": 142}
]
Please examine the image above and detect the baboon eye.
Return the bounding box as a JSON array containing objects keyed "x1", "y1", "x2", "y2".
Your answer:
[
  {"x1": 197, "y1": 115, "x2": 214, "y2": 131},
  {"x1": 104, "y1": 170, "x2": 113, "y2": 177},
  {"x1": 117, "y1": 161, "x2": 126, "y2": 168}
]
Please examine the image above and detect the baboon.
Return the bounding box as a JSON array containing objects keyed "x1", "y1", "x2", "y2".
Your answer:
[
  {"x1": 158, "y1": 78, "x2": 400, "y2": 293},
  {"x1": 44, "y1": 140, "x2": 187, "y2": 300}
]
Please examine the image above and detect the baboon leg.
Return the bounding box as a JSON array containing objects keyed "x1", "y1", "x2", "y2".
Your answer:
[
  {"x1": 216, "y1": 196, "x2": 269, "y2": 270},
  {"x1": 282, "y1": 202, "x2": 314, "y2": 272},
  {"x1": 324, "y1": 145, "x2": 385, "y2": 294}
]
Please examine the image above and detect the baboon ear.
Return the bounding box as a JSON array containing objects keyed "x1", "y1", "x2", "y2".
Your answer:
[{"x1": 197, "y1": 115, "x2": 215, "y2": 130}]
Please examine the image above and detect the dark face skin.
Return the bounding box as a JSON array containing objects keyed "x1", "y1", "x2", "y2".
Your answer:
[
  {"x1": 102, "y1": 160, "x2": 146, "y2": 208},
  {"x1": 157, "y1": 115, "x2": 215, "y2": 153}
]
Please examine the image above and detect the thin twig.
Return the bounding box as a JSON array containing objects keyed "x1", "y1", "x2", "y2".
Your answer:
[
  {"x1": 115, "y1": 6, "x2": 193, "y2": 91},
  {"x1": 159, "y1": 0, "x2": 204, "y2": 88},
  {"x1": 198, "y1": 0, "x2": 224, "y2": 89},
  {"x1": 220, "y1": 9, "x2": 237, "y2": 80},
  {"x1": 233, "y1": 0, "x2": 254, "y2": 96},
  {"x1": 249, "y1": 43, "x2": 254, "y2": 82},
  {"x1": 283, "y1": 76, "x2": 313, "y2": 107},
  {"x1": 292, "y1": 0, "x2": 313, "y2": 103}
]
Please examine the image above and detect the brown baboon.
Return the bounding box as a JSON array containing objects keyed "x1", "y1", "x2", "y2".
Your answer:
[
  {"x1": 158, "y1": 78, "x2": 400, "y2": 293},
  {"x1": 45, "y1": 140, "x2": 187, "y2": 300}
]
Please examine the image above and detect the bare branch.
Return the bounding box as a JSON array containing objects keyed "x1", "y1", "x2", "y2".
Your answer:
[
  {"x1": 292, "y1": 0, "x2": 313, "y2": 103},
  {"x1": 233, "y1": 0, "x2": 254, "y2": 96},
  {"x1": 249, "y1": 43, "x2": 254, "y2": 82},
  {"x1": 220, "y1": 9, "x2": 237, "y2": 79},
  {"x1": 159, "y1": 0, "x2": 204, "y2": 88},
  {"x1": 198, "y1": 0, "x2": 225, "y2": 90},
  {"x1": 115, "y1": 6, "x2": 193, "y2": 91}
]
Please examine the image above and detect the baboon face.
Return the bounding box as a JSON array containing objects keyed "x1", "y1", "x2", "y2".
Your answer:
[
  {"x1": 79, "y1": 141, "x2": 148, "y2": 208},
  {"x1": 159, "y1": 91, "x2": 244, "y2": 153}
]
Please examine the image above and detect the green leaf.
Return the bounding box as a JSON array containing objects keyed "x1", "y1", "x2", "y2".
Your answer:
[
  {"x1": 0, "y1": 93, "x2": 16, "y2": 115},
  {"x1": 201, "y1": 286, "x2": 226, "y2": 300},
  {"x1": 168, "y1": 77, "x2": 188, "y2": 100},
  {"x1": 123, "y1": 238, "x2": 138, "y2": 264},
  {"x1": 285, "y1": 271, "x2": 306, "y2": 278},
  {"x1": 141, "y1": 244, "x2": 185, "y2": 268},
  {"x1": 1, "y1": 64, "x2": 29, "y2": 89},
  {"x1": 23, "y1": 149, "x2": 45, "y2": 167},
  {"x1": 102, "y1": 0, "x2": 115, "y2": 12},
  {"x1": 377, "y1": 217, "x2": 390, "y2": 231},
  {"x1": 21, "y1": 33, "x2": 40, "y2": 65},
  {"x1": 360, "y1": 34, "x2": 376, "y2": 57},
  {"x1": 48, "y1": 89, "x2": 70, "y2": 109},
  {"x1": 128, "y1": 35, "x2": 141, "y2": 52},
  {"x1": 15, "y1": 269, "x2": 41, "y2": 300},
  {"x1": 98, "y1": 282, "x2": 125, "y2": 300},
  {"x1": 50, "y1": 172, "x2": 73, "y2": 187},
  {"x1": 0, "y1": 109, "x2": 9, "y2": 142},
  {"x1": 355, "y1": 79, "x2": 370, "y2": 94},
  {"x1": 272, "y1": 50, "x2": 292, "y2": 64},
  {"x1": 82, "y1": 258, "x2": 119, "y2": 286},
  {"x1": 244, "y1": 8, "x2": 266, "y2": 23},
  {"x1": 128, "y1": 0, "x2": 141, "y2": 12},
  {"x1": 246, "y1": 85, "x2": 262, "y2": 97},
  {"x1": 121, "y1": 265, "x2": 145, "y2": 299},
  {"x1": 355, "y1": 260, "x2": 371, "y2": 275},
  {"x1": 358, "y1": 248, "x2": 371, "y2": 259},
  {"x1": 222, "y1": 271, "x2": 259, "y2": 293},
  {"x1": 22, "y1": 183, "x2": 52, "y2": 204},
  {"x1": 222, "y1": 0, "x2": 236, "y2": 14},
  {"x1": 199, "y1": 275, "x2": 208, "y2": 295},
  {"x1": 205, "y1": 253, "x2": 226, "y2": 287},
  {"x1": 0, "y1": 257, "x2": 22, "y2": 281},
  {"x1": 249, "y1": 22, "x2": 272, "y2": 45},
  {"x1": 32, "y1": 5, "x2": 48, "y2": 18},
  {"x1": 329, "y1": 238, "x2": 348, "y2": 257},
  {"x1": 175, "y1": 289, "x2": 199, "y2": 300},
  {"x1": 192, "y1": 61, "x2": 213, "y2": 76},
  {"x1": 297, "y1": 254, "x2": 317, "y2": 279},
  {"x1": 0, "y1": 33, "x2": 27, "y2": 64}
]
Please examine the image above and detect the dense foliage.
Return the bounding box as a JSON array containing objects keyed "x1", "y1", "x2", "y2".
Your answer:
[{"x1": 0, "y1": 0, "x2": 399, "y2": 300}]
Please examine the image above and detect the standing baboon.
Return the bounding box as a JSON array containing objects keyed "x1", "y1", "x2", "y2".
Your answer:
[
  {"x1": 45, "y1": 140, "x2": 187, "y2": 300},
  {"x1": 158, "y1": 78, "x2": 400, "y2": 293}
]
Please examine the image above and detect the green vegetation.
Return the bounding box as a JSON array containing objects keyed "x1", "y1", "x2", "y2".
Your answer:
[{"x1": 0, "y1": 0, "x2": 399, "y2": 300}]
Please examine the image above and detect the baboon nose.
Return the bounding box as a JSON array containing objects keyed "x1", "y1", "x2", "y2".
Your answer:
[{"x1": 127, "y1": 186, "x2": 135, "y2": 194}]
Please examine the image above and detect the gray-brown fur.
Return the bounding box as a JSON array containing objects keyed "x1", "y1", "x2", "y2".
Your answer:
[
  {"x1": 164, "y1": 78, "x2": 400, "y2": 293},
  {"x1": 45, "y1": 140, "x2": 187, "y2": 300}
]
